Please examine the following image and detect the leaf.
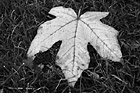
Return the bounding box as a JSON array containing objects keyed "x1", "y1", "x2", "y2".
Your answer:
[{"x1": 27, "y1": 6, "x2": 122, "y2": 87}]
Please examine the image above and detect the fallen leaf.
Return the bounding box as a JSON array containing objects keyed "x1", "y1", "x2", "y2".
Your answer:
[{"x1": 27, "y1": 6, "x2": 122, "y2": 87}]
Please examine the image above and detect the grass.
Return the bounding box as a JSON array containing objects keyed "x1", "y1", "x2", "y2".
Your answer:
[{"x1": 0, "y1": 0, "x2": 140, "y2": 93}]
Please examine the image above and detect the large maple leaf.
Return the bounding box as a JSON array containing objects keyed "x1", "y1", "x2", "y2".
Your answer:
[{"x1": 27, "y1": 6, "x2": 122, "y2": 87}]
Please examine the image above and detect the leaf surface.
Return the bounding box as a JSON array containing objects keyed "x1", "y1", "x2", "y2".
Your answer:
[{"x1": 27, "y1": 6, "x2": 122, "y2": 87}]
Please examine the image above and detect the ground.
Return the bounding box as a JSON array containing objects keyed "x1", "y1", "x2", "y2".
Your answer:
[{"x1": 0, "y1": 0, "x2": 140, "y2": 93}]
